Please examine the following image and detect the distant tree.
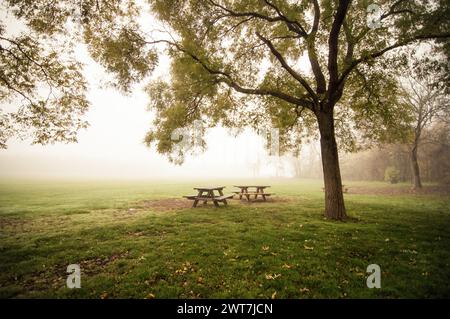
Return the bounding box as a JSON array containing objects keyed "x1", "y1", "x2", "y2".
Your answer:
[
  {"x1": 400, "y1": 57, "x2": 450, "y2": 189},
  {"x1": 419, "y1": 122, "x2": 450, "y2": 184},
  {"x1": 384, "y1": 166, "x2": 400, "y2": 184},
  {"x1": 291, "y1": 155, "x2": 302, "y2": 178},
  {"x1": 1, "y1": 0, "x2": 449, "y2": 219}
]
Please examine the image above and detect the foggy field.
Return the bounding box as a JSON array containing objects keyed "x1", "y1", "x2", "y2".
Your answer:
[{"x1": 0, "y1": 179, "x2": 449, "y2": 299}]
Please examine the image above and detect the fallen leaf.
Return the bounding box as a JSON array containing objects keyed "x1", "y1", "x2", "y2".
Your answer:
[
  {"x1": 300, "y1": 287, "x2": 310, "y2": 293},
  {"x1": 271, "y1": 291, "x2": 277, "y2": 299},
  {"x1": 304, "y1": 245, "x2": 314, "y2": 250},
  {"x1": 146, "y1": 293, "x2": 155, "y2": 299},
  {"x1": 262, "y1": 246, "x2": 270, "y2": 251},
  {"x1": 265, "y1": 273, "x2": 281, "y2": 280}
]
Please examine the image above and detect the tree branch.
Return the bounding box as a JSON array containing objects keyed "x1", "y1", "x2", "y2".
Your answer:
[
  {"x1": 338, "y1": 33, "x2": 450, "y2": 87},
  {"x1": 144, "y1": 39, "x2": 313, "y2": 109},
  {"x1": 328, "y1": 0, "x2": 352, "y2": 92},
  {"x1": 208, "y1": 0, "x2": 307, "y2": 37},
  {"x1": 307, "y1": 0, "x2": 327, "y2": 94},
  {"x1": 256, "y1": 32, "x2": 317, "y2": 102},
  {"x1": 0, "y1": 74, "x2": 36, "y2": 106},
  {"x1": 262, "y1": 0, "x2": 308, "y2": 36}
]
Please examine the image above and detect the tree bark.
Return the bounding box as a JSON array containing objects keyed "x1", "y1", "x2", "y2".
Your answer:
[
  {"x1": 411, "y1": 142, "x2": 422, "y2": 189},
  {"x1": 317, "y1": 109, "x2": 347, "y2": 220}
]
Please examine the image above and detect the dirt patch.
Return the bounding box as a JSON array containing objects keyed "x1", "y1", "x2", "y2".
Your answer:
[
  {"x1": 138, "y1": 198, "x2": 193, "y2": 211},
  {"x1": 137, "y1": 196, "x2": 297, "y2": 211},
  {"x1": 79, "y1": 251, "x2": 130, "y2": 275},
  {"x1": 235, "y1": 195, "x2": 296, "y2": 204},
  {"x1": 347, "y1": 185, "x2": 450, "y2": 196},
  {"x1": 0, "y1": 217, "x2": 28, "y2": 230}
]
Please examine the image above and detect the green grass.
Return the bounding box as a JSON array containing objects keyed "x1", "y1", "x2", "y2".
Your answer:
[{"x1": 0, "y1": 179, "x2": 449, "y2": 299}]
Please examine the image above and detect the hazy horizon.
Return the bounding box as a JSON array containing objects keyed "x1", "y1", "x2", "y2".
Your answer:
[{"x1": 0, "y1": 3, "x2": 310, "y2": 180}]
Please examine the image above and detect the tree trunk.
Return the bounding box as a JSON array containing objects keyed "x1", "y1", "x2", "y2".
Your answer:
[
  {"x1": 317, "y1": 109, "x2": 347, "y2": 220},
  {"x1": 411, "y1": 142, "x2": 422, "y2": 189}
]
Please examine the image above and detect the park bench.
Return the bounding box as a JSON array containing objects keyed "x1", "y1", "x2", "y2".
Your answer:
[{"x1": 184, "y1": 186, "x2": 234, "y2": 207}]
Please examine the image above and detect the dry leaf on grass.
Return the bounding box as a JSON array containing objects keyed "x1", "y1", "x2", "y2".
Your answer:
[{"x1": 265, "y1": 273, "x2": 281, "y2": 280}]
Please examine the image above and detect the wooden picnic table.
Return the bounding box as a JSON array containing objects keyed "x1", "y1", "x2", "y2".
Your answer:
[
  {"x1": 233, "y1": 185, "x2": 273, "y2": 201},
  {"x1": 184, "y1": 186, "x2": 233, "y2": 207}
]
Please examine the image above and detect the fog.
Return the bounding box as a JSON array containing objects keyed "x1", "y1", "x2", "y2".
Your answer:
[
  {"x1": 0, "y1": 5, "x2": 307, "y2": 180},
  {"x1": 0, "y1": 43, "x2": 296, "y2": 180}
]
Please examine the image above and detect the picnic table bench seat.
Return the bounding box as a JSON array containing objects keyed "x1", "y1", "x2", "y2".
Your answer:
[
  {"x1": 183, "y1": 195, "x2": 199, "y2": 200},
  {"x1": 189, "y1": 195, "x2": 234, "y2": 201}
]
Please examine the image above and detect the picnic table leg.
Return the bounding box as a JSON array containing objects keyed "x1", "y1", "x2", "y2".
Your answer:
[
  {"x1": 244, "y1": 187, "x2": 250, "y2": 201},
  {"x1": 193, "y1": 190, "x2": 202, "y2": 208},
  {"x1": 218, "y1": 189, "x2": 228, "y2": 205},
  {"x1": 259, "y1": 187, "x2": 267, "y2": 201},
  {"x1": 209, "y1": 190, "x2": 219, "y2": 207},
  {"x1": 200, "y1": 190, "x2": 209, "y2": 205},
  {"x1": 203, "y1": 190, "x2": 208, "y2": 205}
]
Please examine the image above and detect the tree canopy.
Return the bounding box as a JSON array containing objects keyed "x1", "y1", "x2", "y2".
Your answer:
[
  {"x1": 142, "y1": 0, "x2": 449, "y2": 162},
  {"x1": 0, "y1": 0, "x2": 157, "y2": 148},
  {"x1": 1, "y1": 0, "x2": 448, "y2": 152}
]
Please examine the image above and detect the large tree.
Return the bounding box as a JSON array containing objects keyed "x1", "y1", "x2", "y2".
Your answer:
[
  {"x1": 143, "y1": 0, "x2": 449, "y2": 219},
  {"x1": 1, "y1": 0, "x2": 449, "y2": 219}
]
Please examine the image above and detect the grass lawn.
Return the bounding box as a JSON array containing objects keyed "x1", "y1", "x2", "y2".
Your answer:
[{"x1": 0, "y1": 179, "x2": 449, "y2": 299}]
